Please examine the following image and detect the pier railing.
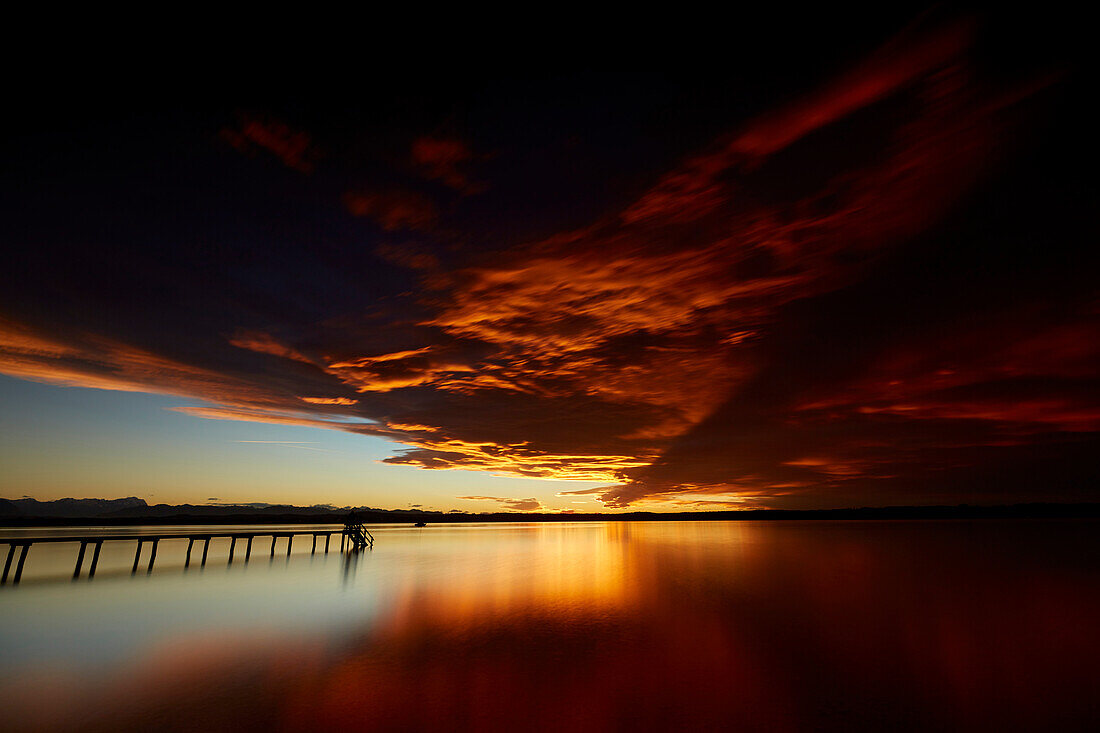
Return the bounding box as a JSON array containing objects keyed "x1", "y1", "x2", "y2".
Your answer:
[
  {"x1": 343, "y1": 516, "x2": 375, "y2": 550},
  {"x1": 1, "y1": 527, "x2": 368, "y2": 585}
]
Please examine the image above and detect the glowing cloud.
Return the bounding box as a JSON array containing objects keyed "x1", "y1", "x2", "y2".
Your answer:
[
  {"x1": 0, "y1": 15, "x2": 1089, "y2": 511},
  {"x1": 457, "y1": 495, "x2": 545, "y2": 512}
]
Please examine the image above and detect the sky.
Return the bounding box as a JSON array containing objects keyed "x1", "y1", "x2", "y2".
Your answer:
[{"x1": 2, "y1": 7, "x2": 1096, "y2": 512}]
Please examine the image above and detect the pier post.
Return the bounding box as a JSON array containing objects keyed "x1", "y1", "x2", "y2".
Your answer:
[
  {"x1": 0, "y1": 531, "x2": 362, "y2": 586},
  {"x1": 88, "y1": 541, "x2": 103, "y2": 578},
  {"x1": 73, "y1": 541, "x2": 89, "y2": 580},
  {"x1": 146, "y1": 539, "x2": 159, "y2": 573},
  {"x1": 13, "y1": 544, "x2": 30, "y2": 584},
  {"x1": 3, "y1": 544, "x2": 17, "y2": 583}
]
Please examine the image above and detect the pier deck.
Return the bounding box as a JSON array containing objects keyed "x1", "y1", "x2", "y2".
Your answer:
[{"x1": 1, "y1": 527, "x2": 370, "y2": 585}]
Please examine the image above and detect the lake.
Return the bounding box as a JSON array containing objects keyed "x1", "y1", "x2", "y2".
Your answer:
[{"x1": 1, "y1": 520, "x2": 1098, "y2": 731}]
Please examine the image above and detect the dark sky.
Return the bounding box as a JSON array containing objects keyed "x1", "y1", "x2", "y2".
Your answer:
[{"x1": 2, "y1": 7, "x2": 1096, "y2": 510}]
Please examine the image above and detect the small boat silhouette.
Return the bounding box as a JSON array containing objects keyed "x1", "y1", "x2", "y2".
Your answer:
[{"x1": 413, "y1": 521, "x2": 427, "y2": 528}]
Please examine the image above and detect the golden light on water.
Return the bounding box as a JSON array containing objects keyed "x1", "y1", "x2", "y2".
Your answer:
[{"x1": 2, "y1": 521, "x2": 1098, "y2": 730}]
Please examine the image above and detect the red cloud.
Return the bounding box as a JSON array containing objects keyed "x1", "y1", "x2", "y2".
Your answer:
[
  {"x1": 1, "y1": 14, "x2": 1085, "y2": 512},
  {"x1": 221, "y1": 114, "x2": 317, "y2": 173},
  {"x1": 729, "y1": 15, "x2": 977, "y2": 160},
  {"x1": 411, "y1": 136, "x2": 482, "y2": 193},
  {"x1": 343, "y1": 189, "x2": 438, "y2": 231}
]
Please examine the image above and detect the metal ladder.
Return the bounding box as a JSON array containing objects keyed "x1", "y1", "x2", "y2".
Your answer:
[{"x1": 342, "y1": 514, "x2": 374, "y2": 550}]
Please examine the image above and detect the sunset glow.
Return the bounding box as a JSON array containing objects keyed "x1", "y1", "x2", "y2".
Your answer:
[
  {"x1": 1, "y1": 9, "x2": 1096, "y2": 733},
  {"x1": 1, "y1": 10, "x2": 1093, "y2": 513}
]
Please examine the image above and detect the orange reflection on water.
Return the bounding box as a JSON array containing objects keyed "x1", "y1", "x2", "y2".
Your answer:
[
  {"x1": 377, "y1": 523, "x2": 632, "y2": 628},
  {"x1": 2, "y1": 521, "x2": 1098, "y2": 732}
]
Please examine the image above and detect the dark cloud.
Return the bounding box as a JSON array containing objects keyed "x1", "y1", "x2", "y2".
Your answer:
[
  {"x1": 375, "y1": 242, "x2": 441, "y2": 271},
  {"x1": 221, "y1": 113, "x2": 318, "y2": 173},
  {"x1": 411, "y1": 136, "x2": 483, "y2": 194},
  {"x1": 458, "y1": 496, "x2": 544, "y2": 512},
  {"x1": 343, "y1": 189, "x2": 439, "y2": 232},
  {"x1": 0, "y1": 9, "x2": 1093, "y2": 510}
]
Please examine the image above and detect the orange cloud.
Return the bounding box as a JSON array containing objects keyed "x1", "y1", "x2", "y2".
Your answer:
[
  {"x1": 0, "y1": 321, "x2": 277, "y2": 408},
  {"x1": 384, "y1": 22, "x2": 1009, "y2": 497},
  {"x1": 229, "y1": 331, "x2": 313, "y2": 364},
  {"x1": 204, "y1": 17, "x2": 1077, "y2": 505},
  {"x1": 1, "y1": 15, "x2": 1083, "y2": 512},
  {"x1": 327, "y1": 347, "x2": 478, "y2": 393},
  {"x1": 300, "y1": 397, "x2": 359, "y2": 406},
  {"x1": 384, "y1": 436, "x2": 649, "y2": 482}
]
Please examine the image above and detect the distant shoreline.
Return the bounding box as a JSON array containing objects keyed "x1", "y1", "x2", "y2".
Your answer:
[{"x1": 2, "y1": 503, "x2": 1098, "y2": 527}]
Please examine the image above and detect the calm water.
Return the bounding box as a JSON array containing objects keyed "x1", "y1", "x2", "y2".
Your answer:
[{"x1": 1, "y1": 520, "x2": 1098, "y2": 731}]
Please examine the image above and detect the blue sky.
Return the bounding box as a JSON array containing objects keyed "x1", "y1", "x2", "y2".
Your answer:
[{"x1": 0, "y1": 375, "x2": 608, "y2": 512}]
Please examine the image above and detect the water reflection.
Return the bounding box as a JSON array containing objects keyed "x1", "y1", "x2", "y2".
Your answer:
[{"x1": 1, "y1": 520, "x2": 1097, "y2": 731}]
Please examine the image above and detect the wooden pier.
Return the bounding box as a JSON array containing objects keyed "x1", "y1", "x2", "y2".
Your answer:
[{"x1": 1, "y1": 523, "x2": 373, "y2": 585}]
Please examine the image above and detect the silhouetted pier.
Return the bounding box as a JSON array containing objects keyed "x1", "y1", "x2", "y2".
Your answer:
[{"x1": 2, "y1": 520, "x2": 373, "y2": 585}]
